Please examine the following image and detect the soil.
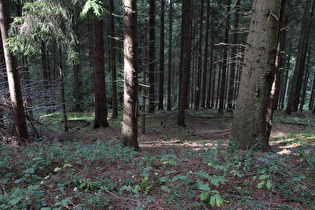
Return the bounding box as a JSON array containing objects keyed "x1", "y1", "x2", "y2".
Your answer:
[{"x1": 55, "y1": 110, "x2": 315, "y2": 209}]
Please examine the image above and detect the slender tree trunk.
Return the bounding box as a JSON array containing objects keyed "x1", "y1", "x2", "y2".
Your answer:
[
  {"x1": 109, "y1": 0, "x2": 118, "y2": 118},
  {"x1": 194, "y1": 0, "x2": 205, "y2": 110},
  {"x1": 299, "y1": 48, "x2": 312, "y2": 112},
  {"x1": 122, "y1": 0, "x2": 140, "y2": 151},
  {"x1": 148, "y1": 0, "x2": 156, "y2": 113},
  {"x1": 72, "y1": 24, "x2": 83, "y2": 112},
  {"x1": 177, "y1": 0, "x2": 192, "y2": 126},
  {"x1": 218, "y1": 0, "x2": 231, "y2": 114},
  {"x1": 286, "y1": 0, "x2": 315, "y2": 114},
  {"x1": 227, "y1": 0, "x2": 240, "y2": 112},
  {"x1": 230, "y1": 0, "x2": 282, "y2": 151},
  {"x1": 167, "y1": 0, "x2": 173, "y2": 111},
  {"x1": 91, "y1": 17, "x2": 109, "y2": 128},
  {"x1": 0, "y1": 0, "x2": 28, "y2": 140},
  {"x1": 201, "y1": 0, "x2": 211, "y2": 109},
  {"x1": 158, "y1": 0, "x2": 165, "y2": 110},
  {"x1": 142, "y1": 20, "x2": 148, "y2": 134},
  {"x1": 58, "y1": 47, "x2": 69, "y2": 132},
  {"x1": 309, "y1": 74, "x2": 315, "y2": 110}
]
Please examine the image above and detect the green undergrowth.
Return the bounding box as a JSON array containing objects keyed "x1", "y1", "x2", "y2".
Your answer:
[{"x1": 1, "y1": 135, "x2": 314, "y2": 209}]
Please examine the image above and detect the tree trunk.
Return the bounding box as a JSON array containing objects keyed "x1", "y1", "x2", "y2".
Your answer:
[
  {"x1": 299, "y1": 48, "x2": 312, "y2": 112},
  {"x1": 218, "y1": 0, "x2": 231, "y2": 114},
  {"x1": 0, "y1": 0, "x2": 28, "y2": 140},
  {"x1": 58, "y1": 46, "x2": 69, "y2": 132},
  {"x1": 148, "y1": 0, "x2": 156, "y2": 113},
  {"x1": 230, "y1": 0, "x2": 282, "y2": 151},
  {"x1": 167, "y1": 0, "x2": 173, "y2": 111},
  {"x1": 122, "y1": 0, "x2": 140, "y2": 151},
  {"x1": 177, "y1": 0, "x2": 192, "y2": 126},
  {"x1": 286, "y1": 0, "x2": 315, "y2": 114},
  {"x1": 109, "y1": 0, "x2": 118, "y2": 118},
  {"x1": 91, "y1": 17, "x2": 109, "y2": 128},
  {"x1": 72, "y1": 24, "x2": 83, "y2": 112},
  {"x1": 201, "y1": 0, "x2": 211, "y2": 109},
  {"x1": 142, "y1": 20, "x2": 148, "y2": 134},
  {"x1": 194, "y1": 0, "x2": 205, "y2": 110},
  {"x1": 227, "y1": 0, "x2": 240, "y2": 112},
  {"x1": 158, "y1": 0, "x2": 165, "y2": 110}
]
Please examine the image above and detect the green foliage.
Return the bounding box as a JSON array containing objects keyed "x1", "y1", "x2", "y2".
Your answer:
[{"x1": 80, "y1": 0, "x2": 107, "y2": 19}]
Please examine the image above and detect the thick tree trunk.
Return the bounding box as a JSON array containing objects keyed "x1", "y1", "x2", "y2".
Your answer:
[
  {"x1": 177, "y1": 0, "x2": 192, "y2": 126},
  {"x1": 122, "y1": 0, "x2": 140, "y2": 151},
  {"x1": 109, "y1": 0, "x2": 118, "y2": 118},
  {"x1": 230, "y1": 0, "x2": 282, "y2": 151},
  {"x1": 0, "y1": 0, "x2": 28, "y2": 140},
  {"x1": 91, "y1": 17, "x2": 109, "y2": 128}
]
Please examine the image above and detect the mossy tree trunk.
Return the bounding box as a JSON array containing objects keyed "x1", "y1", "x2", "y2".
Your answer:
[
  {"x1": 122, "y1": 0, "x2": 140, "y2": 151},
  {"x1": 230, "y1": 0, "x2": 282, "y2": 151}
]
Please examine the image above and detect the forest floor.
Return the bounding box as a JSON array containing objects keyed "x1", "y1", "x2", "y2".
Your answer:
[{"x1": 1, "y1": 109, "x2": 315, "y2": 209}]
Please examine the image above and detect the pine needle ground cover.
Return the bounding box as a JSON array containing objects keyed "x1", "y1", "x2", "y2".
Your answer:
[{"x1": 1, "y1": 110, "x2": 315, "y2": 209}]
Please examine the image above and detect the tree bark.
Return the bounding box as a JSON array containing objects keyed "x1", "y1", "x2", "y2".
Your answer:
[
  {"x1": 109, "y1": 0, "x2": 118, "y2": 118},
  {"x1": 227, "y1": 0, "x2": 240, "y2": 112},
  {"x1": 286, "y1": 0, "x2": 315, "y2": 114},
  {"x1": 58, "y1": 46, "x2": 69, "y2": 132},
  {"x1": 148, "y1": 0, "x2": 156, "y2": 113},
  {"x1": 167, "y1": 0, "x2": 173, "y2": 111},
  {"x1": 0, "y1": 0, "x2": 28, "y2": 140},
  {"x1": 91, "y1": 17, "x2": 109, "y2": 128},
  {"x1": 218, "y1": 0, "x2": 231, "y2": 114},
  {"x1": 194, "y1": 0, "x2": 205, "y2": 110},
  {"x1": 158, "y1": 0, "x2": 165, "y2": 110},
  {"x1": 230, "y1": 0, "x2": 282, "y2": 151},
  {"x1": 73, "y1": 24, "x2": 83, "y2": 112},
  {"x1": 177, "y1": 0, "x2": 192, "y2": 126},
  {"x1": 122, "y1": 0, "x2": 140, "y2": 151}
]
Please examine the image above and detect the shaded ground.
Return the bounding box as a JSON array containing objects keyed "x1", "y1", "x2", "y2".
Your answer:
[{"x1": 1, "y1": 110, "x2": 315, "y2": 209}]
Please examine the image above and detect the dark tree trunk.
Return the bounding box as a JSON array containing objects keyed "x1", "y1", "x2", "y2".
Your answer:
[
  {"x1": 227, "y1": 0, "x2": 240, "y2": 112},
  {"x1": 201, "y1": 0, "x2": 211, "y2": 109},
  {"x1": 158, "y1": 0, "x2": 165, "y2": 110},
  {"x1": 230, "y1": 0, "x2": 281, "y2": 151},
  {"x1": 167, "y1": 0, "x2": 173, "y2": 111},
  {"x1": 194, "y1": 0, "x2": 205, "y2": 110},
  {"x1": 0, "y1": 0, "x2": 28, "y2": 140},
  {"x1": 266, "y1": 0, "x2": 287, "y2": 136},
  {"x1": 177, "y1": 0, "x2": 192, "y2": 126},
  {"x1": 286, "y1": 0, "x2": 315, "y2": 114},
  {"x1": 218, "y1": 0, "x2": 231, "y2": 114},
  {"x1": 309, "y1": 74, "x2": 315, "y2": 110},
  {"x1": 148, "y1": 0, "x2": 156, "y2": 113},
  {"x1": 91, "y1": 17, "x2": 109, "y2": 128},
  {"x1": 122, "y1": 0, "x2": 140, "y2": 151},
  {"x1": 109, "y1": 0, "x2": 118, "y2": 118}
]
